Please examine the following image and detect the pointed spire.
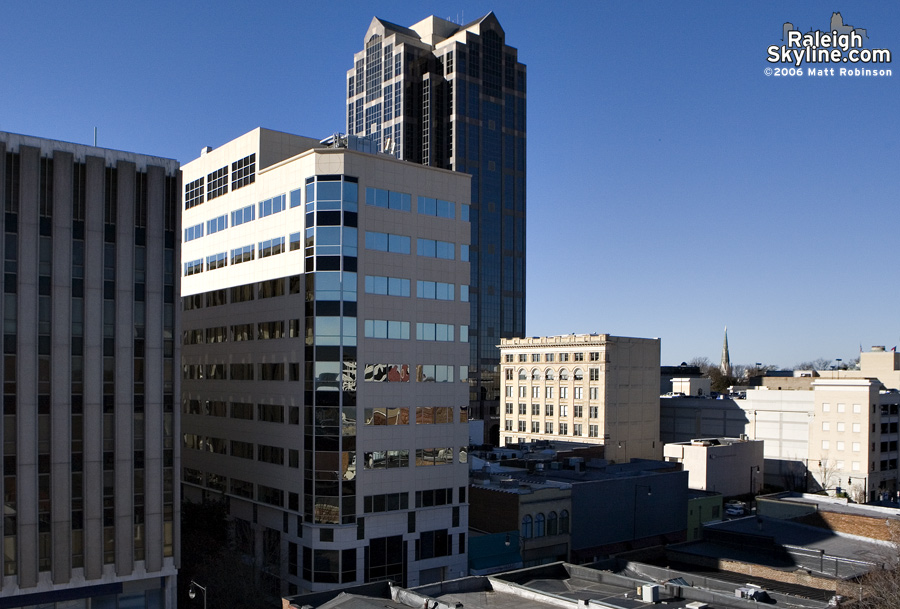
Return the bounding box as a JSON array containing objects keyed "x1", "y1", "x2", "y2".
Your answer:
[{"x1": 720, "y1": 327, "x2": 731, "y2": 376}]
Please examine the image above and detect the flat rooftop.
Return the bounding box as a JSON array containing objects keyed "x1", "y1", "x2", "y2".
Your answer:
[{"x1": 287, "y1": 561, "x2": 831, "y2": 609}]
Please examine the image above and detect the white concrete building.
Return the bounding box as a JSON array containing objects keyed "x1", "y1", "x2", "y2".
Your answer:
[
  {"x1": 498, "y1": 334, "x2": 661, "y2": 462},
  {"x1": 180, "y1": 128, "x2": 471, "y2": 593},
  {"x1": 663, "y1": 438, "x2": 764, "y2": 497}
]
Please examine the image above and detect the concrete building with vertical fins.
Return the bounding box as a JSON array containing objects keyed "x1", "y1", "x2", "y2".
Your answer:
[
  {"x1": 0, "y1": 132, "x2": 180, "y2": 607},
  {"x1": 347, "y1": 13, "x2": 526, "y2": 437}
]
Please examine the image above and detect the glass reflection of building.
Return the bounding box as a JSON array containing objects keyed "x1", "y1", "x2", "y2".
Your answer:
[
  {"x1": 347, "y1": 13, "x2": 526, "y2": 427},
  {"x1": 181, "y1": 129, "x2": 470, "y2": 594}
]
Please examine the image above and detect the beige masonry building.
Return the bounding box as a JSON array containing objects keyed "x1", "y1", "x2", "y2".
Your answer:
[
  {"x1": 498, "y1": 334, "x2": 661, "y2": 461},
  {"x1": 180, "y1": 128, "x2": 471, "y2": 593}
]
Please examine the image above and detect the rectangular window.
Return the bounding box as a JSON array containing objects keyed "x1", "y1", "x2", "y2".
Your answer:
[
  {"x1": 505, "y1": 403, "x2": 513, "y2": 414},
  {"x1": 365, "y1": 231, "x2": 410, "y2": 254},
  {"x1": 185, "y1": 177, "x2": 204, "y2": 209},
  {"x1": 574, "y1": 387, "x2": 583, "y2": 400},
  {"x1": 589, "y1": 424, "x2": 598, "y2": 437},
  {"x1": 183, "y1": 259, "x2": 203, "y2": 276},
  {"x1": 231, "y1": 244, "x2": 254, "y2": 265},
  {"x1": 518, "y1": 421, "x2": 526, "y2": 432},
  {"x1": 259, "y1": 237, "x2": 285, "y2": 258},
  {"x1": 589, "y1": 406, "x2": 598, "y2": 418},
  {"x1": 365, "y1": 188, "x2": 411, "y2": 211},
  {"x1": 416, "y1": 280, "x2": 454, "y2": 300},
  {"x1": 416, "y1": 323, "x2": 454, "y2": 342},
  {"x1": 518, "y1": 403, "x2": 527, "y2": 415},
  {"x1": 546, "y1": 404, "x2": 554, "y2": 416},
  {"x1": 289, "y1": 232, "x2": 302, "y2": 251},
  {"x1": 417, "y1": 196, "x2": 455, "y2": 219},
  {"x1": 417, "y1": 238, "x2": 455, "y2": 260},
  {"x1": 231, "y1": 154, "x2": 256, "y2": 190},
  {"x1": 231, "y1": 204, "x2": 255, "y2": 227},
  {"x1": 259, "y1": 194, "x2": 286, "y2": 218},
  {"x1": 589, "y1": 387, "x2": 598, "y2": 400},
  {"x1": 364, "y1": 319, "x2": 410, "y2": 340},
  {"x1": 590, "y1": 352, "x2": 600, "y2": 361},
  {"x1": 531, "y1": 404, "x2": 540, "y2": 416},
  {"x1": 532, "y1": 386, "x2": 539, "y2": 399},
  {"x1": 206, "y1": 214, "x2": 227, "y2": 235},
  {"x1": 560, "y1": 387, "x2": 568, "y2": 399},
  {"x1": 546, "y1": 387, "x2": 553, "y2": 399},
  {"x1": 531, "y1": 421, "x2": 540, "y2": 433},
  {"x1": 207, "y1": 166, "x2": 228, "y2": 200},
  {"x1": 184, "y1": 223, "x2": 204, "y2": 242},
  {"x1": 574, "y1": 353, "x2": 584, "y2": 362},
  {"x1": 559, "y1": 423, "x2": 568, "y2": 436},
  {"x1": 589, "y1": 368, "x2": 600, "y2": 381},
  {"x1": 573, "y1": 405, "x2": 583, "y2": 418},
  {"x1": 545, "y1": 422, "x2": 553, "y2": 434},
  {"x1": 560, "y1": 353, "x2": 569, "y2": 362},
  {"x1": 206, "y1": 252, "x2": 227, "y2": 271},
  {"x1": 573, "y1": 424, "x2": 582, "y2": 436},
  {"x1": 366, "y1": 275, "x2": 411, "y2": 297}
]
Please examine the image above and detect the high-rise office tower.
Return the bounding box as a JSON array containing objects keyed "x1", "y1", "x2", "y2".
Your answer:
[
  {"x1": 347, "y1": 13, "x2": 526, "y2": 429},
  {"x1": 180, "y1": 129, "x2": 470, "y2": 593},
  {"x1": 0, "y1": 132, "x2": 180, "y2": 607}
]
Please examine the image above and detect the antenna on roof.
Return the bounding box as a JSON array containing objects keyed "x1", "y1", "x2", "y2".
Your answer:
[{"x1": 93, "y1": 127, "x2": 97, "y2": 147}]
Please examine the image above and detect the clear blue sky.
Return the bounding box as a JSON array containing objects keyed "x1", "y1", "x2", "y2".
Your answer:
[{"x1": 2, "y1": 1, "x2": 897, "y2": 367}]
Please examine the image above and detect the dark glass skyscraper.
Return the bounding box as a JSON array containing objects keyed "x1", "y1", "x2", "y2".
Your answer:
[{"x1": 347, "y1": 12, "x2": 526, "y2": 429}]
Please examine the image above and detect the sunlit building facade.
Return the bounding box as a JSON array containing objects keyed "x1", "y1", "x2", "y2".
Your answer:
[
  {"x1": 0, "y1": 132, "x2": 180, "y2": 608},
  {"x1": 347, "y1": 13, "x2": 526, "y2": 428},
  {"x1": 499, "y1": 334, "x2": 661, "y2": 462},
  {"x1": 180, "y1": 128, "x2": 470, "y2": 593}
]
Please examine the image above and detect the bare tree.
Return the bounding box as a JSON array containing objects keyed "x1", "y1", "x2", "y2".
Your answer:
[{"x1": 857, "y1": 522, "x2": 900, "y2": 608}]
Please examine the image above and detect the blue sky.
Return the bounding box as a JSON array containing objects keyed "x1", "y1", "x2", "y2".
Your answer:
[{"x1": 1, "y1": 1, "x2": 897, "y2": 367}]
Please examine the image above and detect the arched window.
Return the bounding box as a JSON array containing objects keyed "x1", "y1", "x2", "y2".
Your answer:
[
  {"x1": 545, "y1": 368, "x2": 555, "y2": 381},
  {"x1": 535, "y1": 513, "x2": 545, "y2": 537},
  {"x1": 559, "y1": 510, "x2": 570, "y2": 534},
  {"x1": 522, "y1": 514, "x2": 533, "y2": 539},
  {"x1": 531, "y1": 368, "x2": 541, "y2": 381},
  {"x1": 518, "y1": 368, "x2": 526, "y2": 380},
  {"x1": 573, "y1": 368, "x2": 584, "y2": 381},
  {"x1": 547, "y1": 511, "x2": 558, "y2": 535},
  {"x1": 559, "y1": 369, "x2": 569, "y2": 381}
]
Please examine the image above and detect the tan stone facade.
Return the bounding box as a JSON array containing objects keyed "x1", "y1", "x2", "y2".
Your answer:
[{"x1": 499, "y1": 334, "x2": 661, "y2": 461}]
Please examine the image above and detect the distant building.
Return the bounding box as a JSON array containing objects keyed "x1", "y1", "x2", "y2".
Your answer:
[
  {"x1": 663, "y1": 437, "x2": 764, "y2": 497},
  {"x1": 0, "y1": 132, "x2": 180, "y2": 607},
  {"x1": 180, "y1": 128, "x2": 471, "y2": 592},
  {"x1": 499, "y1": 334, "x2": 661, "y2": 462},
  {"x1": 469, "y1": 455, "x2": 686, "y2": 563},
  {"x1": 661, "y1": 349, "x2": 900, "y2": 502},
  {"x1": 686, "y1": 490, "x2": 723, "y2": 541}
]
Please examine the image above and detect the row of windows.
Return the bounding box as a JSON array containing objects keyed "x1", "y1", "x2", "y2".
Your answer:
[
  {"x1": 363, "y1": 363, "x2": 464, "y2": 383},
  {"x1": 183, "y1": 276, "x2": 300, "y2": 310},
  {"x1": 184, "y1": 435, "x2": 298, "y2": 469},
  {"x1": 506, "y1": 386, "x2": 599, "y2": 400},
  {"x1": 183, "y1": 399, "x2": 300, "y2": 424},
  {"x1": 505, "y1": 352, "x2": 601, "y2": 363},
  {"x1": 521, "y1": 511, "x2": 569, "y2": 539},
  {"x1": 182, "y1": 362, "x2": 299, "y2": 381},
  {"x1": 507, "y1": 367, "x2": 600, "y2": 381},
  {"x1": 363, "y1": 447, "x2": 463, "y2": 469},
  {"x1": 507, "y1": 422, "x2": 600, "y2": 437},
  {"x1": 821, "y1": 421, "x2": 863, "y2": 433},
  {"x1": 364, "y1": 231, "x2": 469, "y2": 260},
  {"x1": 182, "y1": 468, "x2": 280, "y2": 508},
  {"x1": 363, "y1": 406, "x2": 467, "y2": 426},
  {"x1": 363, "y1": 188, "x2": 468, "y2": 221},
  {"x1": 183, "y1": 321, "x2": 300, "y2": 344},
  {"x1": 506, "y1": 403, "x2": 600, "y2": 417},
  {"x1": 363, "y1": 276, "x2": 469, "y2": 302}
]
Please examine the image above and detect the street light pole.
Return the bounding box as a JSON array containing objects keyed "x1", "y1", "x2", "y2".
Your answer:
[
  {"x1": 189, "y1": 580, "x2": 207, "y2": 609},
  {"x1": 749, "y1": 466, "x2": 760, "y2": 512}
]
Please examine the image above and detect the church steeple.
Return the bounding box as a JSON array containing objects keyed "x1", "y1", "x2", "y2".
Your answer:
[{"x1": 720, "y1": 327, "x2": 731, "y2": 376}]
